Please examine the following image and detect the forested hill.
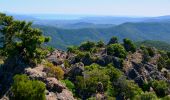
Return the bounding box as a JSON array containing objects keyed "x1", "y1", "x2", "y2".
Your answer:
[{"x1": 34, "y1": 22, "x2": 170, "y2": 50}]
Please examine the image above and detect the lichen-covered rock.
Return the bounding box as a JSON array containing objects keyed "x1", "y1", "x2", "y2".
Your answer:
[{"x1": 24, "y1": 65, "x2": 47, "y2": 80}]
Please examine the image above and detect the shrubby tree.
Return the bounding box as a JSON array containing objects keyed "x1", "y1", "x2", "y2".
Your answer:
[
  {"x1": 11, "y1": 74, "x2": 46, "y2": 100},
  {"x1": 0, "y1": 13, "x2": 50, "y2": 65},
  {"x1": 96, "y1": 40, "x2": 105, "y2": 48},
  {"x1": 150, "y1": 80, "x2": 169, "y2": 97},
  {"x1": 45, "y1": 62, "x2": 64, "y2": 80},
  {"x1": 107, "y1": 36, "x2": 118, "y2": 45},
  {"x1": 134, "y1": 92, "x2": 158, "y2": 100},
  {"x1": 79, "y1": 41, "x2": 95, "y2": 51},
  {"x1": 107, "y1": 43, "x2": 127, "y2": 58},
  {"x1": 115, "y1": 77, "x2": 143, "y2": 99},
  {"x1": 123, "y1": 38, "x2": 136, "y2": 53},
  {"x1": 61, "y1": 79, "x2": 75, "y2": 93}
]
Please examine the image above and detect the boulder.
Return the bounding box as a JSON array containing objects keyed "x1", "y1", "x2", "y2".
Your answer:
[
  {"x1": 68, "y1": 62, "x2": 84, "y2": 81},
  {"x1": 134, "y1": 76, "x2": 145, "y2": 87},
  {"x1": 24, "y1": 65, "x2": 47, "y2": 80},
  {"x1": 45, "y1": 78, "x2": 66, "y2": 93},
  {"x1": 56, "y1": 89, "x2": 75, "y2": 100},
  {"x1": 128, "y1": 68, "x2": 139, "y2": 79}
]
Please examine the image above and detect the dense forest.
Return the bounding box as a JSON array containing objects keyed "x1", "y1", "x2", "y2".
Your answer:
[
  {"x1": 0, "y1": 13, "x2": 170, "y2": 100},
  {"x1": 34, "y1": 22, "x2": 170, "y2": 50}
]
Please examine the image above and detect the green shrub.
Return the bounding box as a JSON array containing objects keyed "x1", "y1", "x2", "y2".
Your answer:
[
  {"x1": 108, "y1": 36, "x2": 118, "y2": 45},
  {"x1": 11, "y1": 74, "x2": 46, "y2": 100},
  {"x1": 157, "y1": 57, "x2": 166, "y2": 71},
  {"x1": 61, "y1": 79, "x2": 75, "y2": 92},
  {"x1": 134, "y1": 92, "x2": 158, "y2": 100},
  {"x1": 123, "y1": 38, "x2": 136, "y2": 53},
  {"x1": 45, "y1": 62, "x2": 64, "y2": 80},
  {"x1": 106, "y1": 64, "x2": 123, "y2": 81},
  {"x1": 96, "y1": 40, "x2": 105, "y2": 48},
  {"x1": 115, "y1": 78, "x2": 143, "y2": 99},
  {"x1": 79, "y1": 41, "x2": 95, "y2": 51},
  {"x1": 165, "y1": 59, "x2": 170, "y2": 69},
  {"x1": 67, "y1": 46, "x2": 79, "y2": 53},
  {"x1": 151, "y1": 80, "x2": 169, "y2": 97},
  {"x1": 161, "y1": 95, "x2": 170, "y2": 100},
  {"x1": 107, "y1": 43, "x2": 127, "y2": 58}
]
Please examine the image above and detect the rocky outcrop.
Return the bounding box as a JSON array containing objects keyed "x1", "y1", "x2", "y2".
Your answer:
[
  {"x1": 47, "y1": 50, "x2": 68, "y2": 66},
  {"x1": 67, "y1": 62, "x2": 84, "y2": 81},
  {"x1": 24, "y1": 65, "x2": 75, "y2": 100}
]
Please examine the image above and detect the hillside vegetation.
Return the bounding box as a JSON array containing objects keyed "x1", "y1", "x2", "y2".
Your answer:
[
  {"x1": 34, "y1": 22, "x2": 170, "y2": 50},
  {"x1": 0, "y1": 13, "x2": 170, "y2": 100}
]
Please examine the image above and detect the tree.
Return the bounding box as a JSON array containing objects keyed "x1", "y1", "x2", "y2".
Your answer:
[
  {"x1": 151, "y1": 80, "x2": 169, "y2": 97},
  {"x1": 79, "y1": 41, "x2": 95, "y2": 51},
  {"x1": 0, "y1": 13, "x2": 50, "y2": 65},
  {"x1": 134, "y1": 92, "x2": 158, "y2": 100},
  {"x1": 96, "y1": 40, "x2": 105, "y2": 48},
  {"x1": 107, "y1": 36, "x2": 118, "y2": 45},
  {"x1": 107, "y1": 44, "x2": 127, "y2": 58},
  {"x1": 123, "y1": 38, "x2": 136, "y2": 53},
  {"x1": 11, "y1": 74, "x2": 46, "y2": 100}
]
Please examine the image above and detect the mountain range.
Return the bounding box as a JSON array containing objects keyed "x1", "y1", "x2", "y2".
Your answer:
[{"x1": 7, "y1": 13, "x2": 170, "y2": 50}]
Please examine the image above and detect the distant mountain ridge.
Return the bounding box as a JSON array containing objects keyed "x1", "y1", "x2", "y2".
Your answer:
[
  {"x1": 34, "y1": 22, "x2": 170, "y2": 50},
  {"x1": 8, "y1": 13, "x2": 170, "y2": 26}
]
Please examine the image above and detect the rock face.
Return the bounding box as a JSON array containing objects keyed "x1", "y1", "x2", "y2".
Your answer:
[
  {"x1": 67, "y1": 62, "x2": 84, "y2": 81},
  {"x1": 24, "y1": 65, "x2": 75, "y2": 100},
  {"x1": 47, "y1": 50, "x2": 68, "y2": 66}
]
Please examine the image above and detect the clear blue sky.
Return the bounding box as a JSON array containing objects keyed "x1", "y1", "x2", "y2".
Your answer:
[{"x1": 0, "y1": 0, "x2": 170, "y2": 16}]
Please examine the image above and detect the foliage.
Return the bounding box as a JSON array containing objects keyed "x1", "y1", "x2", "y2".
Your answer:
[
  {"x1": 107, "y1": 43, "x2": 127, "y2": 58},
  {"x1": 67, "y1": 46, "x2": 79, "y2": 53},
  {"x1": 0, "y1": 13, "x2": 50, "y2": 65},
  {"x1": 108, "y1": 36, "x2": 118, "y2": 45},
  {"x1": 45, "y1": 62, "x2": 64, "y2": 80},
  {"x1": 135, "y1": 40, "x2": 170, "y2": 51},
  {"x1": 96, "y1": 40, "x2": 105, "y2": 48},
  {"x1": 157, "y1": 57, "x2": 167, "y2": 71},
  {"x1": 79, "y1": 41, "x2": 95, "y2": 51},
  {"x1": 161, "y1": 95, "x2": 170, "y2": 100},
  {"x1": 133, "y1": 92, "x2": 158, "y2": 100},
  {"x1": 115, "y1": 78, "x2": 143, "y2": 99},
  {"x1": 75, "y1": 64, "x2": 110, "y2": 98},
  {"x1": 150, "y1": 80, "x2": 169, "y2": 97},
  {"x1": 61, "y1": 79, "x2": 75, "y2": 93},
  {"x1": 123, "y1": 38, "x2": 136, "y2": 52},
  {"x1": 11, "y1": 74, "x2": 46, "y2": 100},
  {"x1": 106, "y1": 64, "x2": 123, "y2": 81}
]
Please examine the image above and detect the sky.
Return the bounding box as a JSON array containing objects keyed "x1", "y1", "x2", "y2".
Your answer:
[{"x1": 0, "y1": 0, "x2": 170, "y2": 16}]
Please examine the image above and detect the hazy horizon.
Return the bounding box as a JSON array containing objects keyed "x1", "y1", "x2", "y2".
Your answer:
[{"x1": 1, "y1": 0, "x2": 170, "y2": 17}]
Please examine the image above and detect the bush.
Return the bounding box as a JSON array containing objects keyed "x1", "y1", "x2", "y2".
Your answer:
[
  {"x1": 151, "y1": 80, "x2": 169, "y2": 97},
  {"x1": 11, "y1": 74, "x2": 46, "y2": 100},
  {"x1": 61, "y1": 79, "x2": 75, "y2": 93},
  {"x1": 79, "y1": 41, "x2": 95, "y2": 51},
  {"x1": 45, "y1": 62, "x2": 64, "y2": 80},
  {"x1": 123, "y1": 38, "x2": 136, "y2": 53},
  {"x1": 67, "y1": 46, "x2": 79, "y2": 53},
  {"x1": 165, "y1": 59, "x2": 170, "y2": 69},
  {"x1": 115, "y1": 78, "x2": 143, "y2": 99},
  {"x1": 161, "y1": 95, "x2": 170, "y2": 100},
  {"x1": 76, "y1": 65, "x2": 110, "y2": 98},
  {"x1": 157, "y1": 57, "x2": 166, "y2": 71},
  {"x1": 106, "y1": 64, "x2": 123, "y2": 81},
  {"x1": 96, "y1": 40, "x2": 105, "y2": 48},
  {"x1": 108, "y1": 36, "x2": 118, "y2": 45},
  {"x1": 134, "y1": 92, "x2": 158, "y2": 100},
  {"x1": 107, "y1": 44, "x2": 127, "y2": 58}
]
